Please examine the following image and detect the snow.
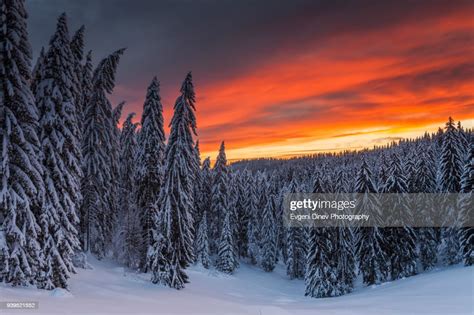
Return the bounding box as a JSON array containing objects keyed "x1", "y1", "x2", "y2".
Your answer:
[{"x1": 0, "y1": 255, "x2": 472, "y2": 315}]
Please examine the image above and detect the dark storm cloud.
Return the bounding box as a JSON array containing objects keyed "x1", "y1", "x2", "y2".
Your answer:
[
  {"x1": 25, "y1": 0, "x2": 472, "y2": 94},
  {"x1": 24, "y1": 0, "x2": 474, "y2": 156}
]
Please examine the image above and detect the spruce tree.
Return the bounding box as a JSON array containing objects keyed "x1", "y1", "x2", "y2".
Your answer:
[
  {"x1": 235, "y1": 172, "x2": 249, "y2": 259},
  {"x1": 0, "y1": 0, "x2": 44, "y2": 286},
  {"x1": 81, "y1": 50, "x2": 93, "y2": 116},
  {"x1": 196, "y1": 157, "x2": 212, "y2": 243},
  {"x1": 148, "y1": 219, "x2": 173, "y2": 286},
  {"x1": 135, "y1": 77, "x2": 165, "y2": 269},
  {"x1": 194, "y1": 211, "x2": 211, "y2": 269},
  {"x1": 246, "y1": 176, "x2": 260, "y2": 265},
  {"x1": 383, "y1": 154, "x2": 417, "y2": 280},
  {"x1": 439, "y1": 117, "x2": 464, "y2": 265},
  {"x1": 260, "y1": 195, "x2": 277, "y2": 272},
  {"x1": 305, "y1": 227, "x2": 339, "y2": 297},
  {"x1": 216, "y1": 210, "x2": 238, "y2": 273},
  {"x1": 114, "y1": 113, "x2": 141, "y2": 268},
  {"x1": 150, "y1": 72, "x2": 197, "y2": 289},
  {"x1": 332, "y1": 168, "x2": 356, "y2": 295},
  {"x1": 459, "y1": 143, "x2": 473, "y2": 266},
  {"x1": 286, "y1": 178, "x2": 305, "y2": 279},
  {"x1": 414, "y1": 148, "x2": 439, "y2": 271},
  {"x1": 305, "y1": 175, "x2": 345, "y2": 297},
  {"x1": 210, "y1": 141, "x2": 228, "y2": 254},
  {"x1": 70, "y1": 25, "x2": 85, "y2": 127},
  {"x1": 81, "y1": 48, "x2": 125, "y2": 257},
  {"x1": 35, "y1": 13, "x2": 82, "y2": 288},
  {"x1": 441, "y1": 117, "x2": 463, "y2": 193},
  {"x1": 355, "y1": 160, "x2": 389, "y2": 285},
  {"x1": 193, "y1": 140, "x2": 202, "y2": 228}
]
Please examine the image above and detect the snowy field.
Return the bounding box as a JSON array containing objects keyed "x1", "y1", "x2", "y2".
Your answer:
[{"x1": 1, "y1": 256, "x2": 472, "y2": 315}]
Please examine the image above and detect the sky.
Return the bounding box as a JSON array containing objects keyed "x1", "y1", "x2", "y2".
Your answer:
[{"x1": 26, "y1": 0, "x2": 474, "y2": 161}]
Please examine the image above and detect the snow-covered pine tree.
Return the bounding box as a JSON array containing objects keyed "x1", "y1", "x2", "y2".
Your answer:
[
  {"x1": 81, "y1": 50, "x2": 93, "y2": 116},
  {"x1": 210, "y1": 141, "x2": 228, "y2": 255},
  {"x1": 441, "y1": 117, "x2": 463, "y2": 193},
  {"x1": 114, "y1": 113, "x2": 141, "y2": 268},
  {"x1": 194, "y1": 211, "x2": 211, "y2": 269},
  {"x1": 439, "y1": 117, "x2": 464, "y2": 265},
  {"x1": 150, "y1": 72, "x2": 197, "y2": 289},
  {"x1": 70, "y1": 25, "x2": 85, "y2": 128},
  {"x1": 305, "y1": 226, "x2": 339, "y2": 297},
  {"x1": 459, "y1": 143, "x2": 473, "y2": 266},
  {"x1": 260, "y1": 195, "x2": 277, "y2": 272},
  {"x1": 0, "y1": 0, "x2": 44, "y2": 286},
  {"x1": 193, "y1": 140, "x2": 202, "y2": 228},
  {"x1": 413, "y1": 147, "x2": 439, "y2": 271},
  {"x1": 81, "y1": 48, "x2": 125, "y2": 257},
  {"x1": 110, "y1": 100, "x2": 124, "y2": 234},
  {"x1": 34, "y1": 13, "x2": 83, "y2": 288},
  {"x1": 135, "y1": 77, "x2": 165, "y2": 270},
  {"x1": 355, "y1": 159, "x2": 389, "y2": 285},
  {"x1": 227, "y1": 173, "x2": 241, "y2": 257},
  {"x1": 305, "y1": 174, "x2": 344, "y2": 297},
  {"x1": 246, "y1": 176, "x2": 261, "y2": 265},
  {"x1": 196, "y1": 157, "x2": 212, "y2": 243},
  {"x1": 332, "y1": 170, "x2": 356, "y2": 295},
  {"x1": 383, "y1": 154, "x2": 417, "y2": 280},
  {"x1": 235, "y1": 171, "x2": 249, "y2": 259},
  {"x1": 286, "y1": 177, "x2": 305, "y2": 279},
  {"x1": 216, "y1": 210, "x2": 238, "y2": 273},
  {"x1": 148, "y1": 220, "x2": 173, "y2": 286}
]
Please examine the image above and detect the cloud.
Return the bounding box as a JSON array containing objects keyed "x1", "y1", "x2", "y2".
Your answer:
[{"x1": 25, "y1": 0, "x2": 474, "y2": 158}]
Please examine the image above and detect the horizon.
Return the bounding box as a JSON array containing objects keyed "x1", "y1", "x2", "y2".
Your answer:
[{"x1": 26, "y1": 0, "x2": 474, "y2": 160}]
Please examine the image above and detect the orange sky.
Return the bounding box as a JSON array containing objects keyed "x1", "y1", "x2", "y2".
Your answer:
[{"x1": 112, "y1": 2, "x2": 474, "y2": 161}]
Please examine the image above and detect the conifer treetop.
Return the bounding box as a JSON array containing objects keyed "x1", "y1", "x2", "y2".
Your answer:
[
  {"x1": 93, "y1": 48, "x2": 126, "y2": 93},
  {"x1": 70, "y1": 25, "x2": 85, "y2": 62}
]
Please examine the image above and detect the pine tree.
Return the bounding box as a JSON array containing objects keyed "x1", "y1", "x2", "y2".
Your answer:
[
  {"x1": 0, "y1": 0, "x2": 44, "y2": 286},
  {"x1": 305, "y1": 174, "x2": 347, "y2": 297},
  {"x1": 194, "y1": 211, "x2": 211, "y2": 269},
  {"x1": 439, "y1": 118, "x2": 464, "y2": 265},
  {"x1": 305, "y1": 227, "x2": 339, "y2": 297},
  {"x1": 81, "y1": 48, "x2": 125, "y2": 257},
  {"x1": 459, "y1": 143, "x2": 473, "y2": 266},
  {"x1": 193, "y1": 140, "x2": 202, "y2": 228},
  {"x1": 114, "y1": 113, "x2": 141, "y2": 268},
  {"x1": 148, "y1": 221, "x2": 172, "y2": 286},
  {"x1": 34, "y1": 13, "x2": 82, "y2": 288},
  {"x1": 413, "y1": 148, "x2": 439, "y2": 271},
  {"x1": 210, "y1": 141, "x2": 228, "y2": 254},
  {"x1": 135, "y1": 77, "x2": 166, "y2": 269},
  {"x1": 383, "y1": 154, "x2": 417, "y2": 280},
  {"x1": 70, "y1": 25, "x2": 85, "y2": 128},
  {"x1": 260, "y1": 195, "x2": 277, "y2": 272},
  {"x1": 286, "y1": 178, "x2": 305, "y2": 279},
  {"x1": 149, "y1": 72, "x2": 197, "y2": 289},
  {"x1": 216, "y1": 210, "x2": 238, "y2": 274},
  {"x1": 246, "y1": 176, "x2": 260, "y2": 265},
  {"x1": 196, "y1": 157, "x2": 212, "y2": 245},
  {"x1": 332, "y1": 168, "x2": 356, "y2": 295},
  {"x1": 441, "y1": 117, "x2": 463, "y2": 193},
  {"x1": 81, "y1": 50, "x2": 93, "y2": 116},
  {"x1": 355, "y1": 159, "x2": 389, "y2": 285},
  {"x1": 235, "y1": 172, "x2": 249, "y2": 259}
]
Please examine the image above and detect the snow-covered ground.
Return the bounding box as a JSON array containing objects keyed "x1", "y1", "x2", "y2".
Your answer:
[{"x1": 1, "y1": 256, "x2": 472, "y2": 315}]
